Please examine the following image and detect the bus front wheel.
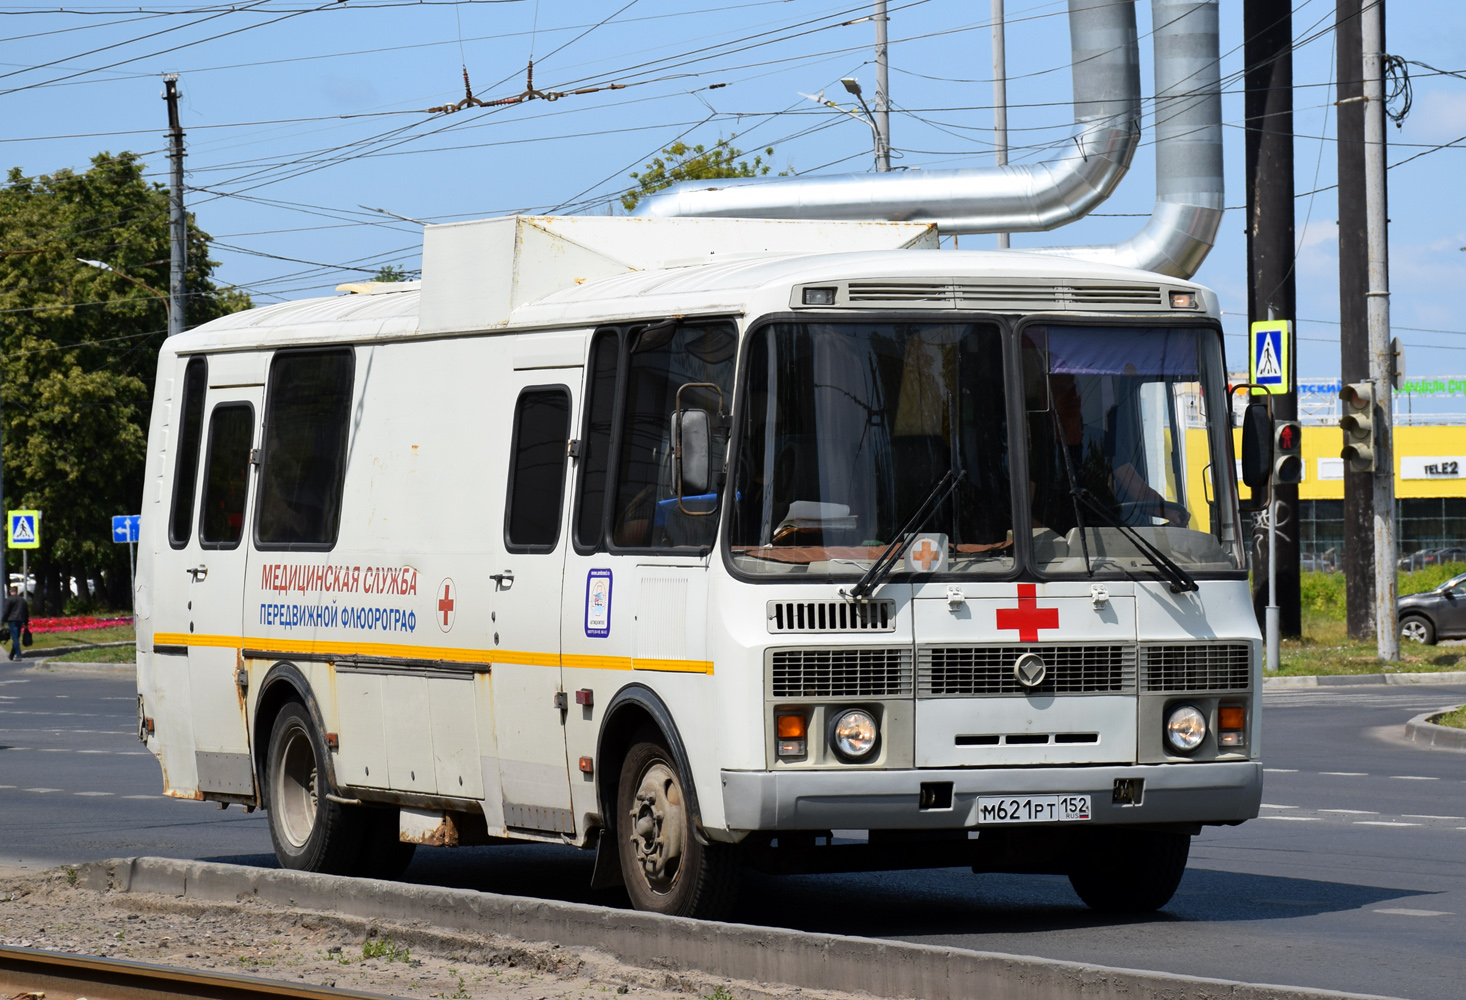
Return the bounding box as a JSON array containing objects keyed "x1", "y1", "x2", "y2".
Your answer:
[
  {"x1": 615, "y1": 739, "x2": 739, "y2": 919},
  {"x1": 265, "y1": 701, "x2": 361, "y2": 874},
  {"x1": 1068, "y1": 829, "x2": 1190, "y2": 912}
]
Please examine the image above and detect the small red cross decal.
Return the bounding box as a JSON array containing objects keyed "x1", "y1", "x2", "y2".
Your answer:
[
  {"x1": 911, "y1": 538, "x2": 941, "y2": 571},
  {"x1": 438, "y1": 582, "x2": 455, "y2": 627},
  {"x1": 995, "y1": 584, "x2": 1059, "y2": 642}
]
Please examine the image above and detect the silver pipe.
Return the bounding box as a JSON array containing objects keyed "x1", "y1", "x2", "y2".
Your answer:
[
  {"x1": 1033, "y1": 0, "x2": 1223, "y2": 278},
  {"x1": 633, "y1": 0, "x2": 1141, "y2": 235}
]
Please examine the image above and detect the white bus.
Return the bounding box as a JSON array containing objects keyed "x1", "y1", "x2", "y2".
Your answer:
[{"x1": 135, "y1": 214, "x2": 1263, "y2": 919}]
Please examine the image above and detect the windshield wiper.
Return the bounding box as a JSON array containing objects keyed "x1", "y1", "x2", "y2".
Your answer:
[
  {"x1": 1051, "y1": 410, "x2": 1092, "y2": 577},
  {"x1": 846, "y1": 468, "x2": 965, "y2": 600},
  {"x1": 1067, "y1": 487, "x2": 1198, "y2": 594}
]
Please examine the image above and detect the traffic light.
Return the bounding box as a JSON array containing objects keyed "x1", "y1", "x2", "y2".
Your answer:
[
  {"x1": 1339, "y1": 382, "x2": 1376, "y2": 472},
  {"x1": 1273, "y1": 420, "x2": 1303, "y2": 484}
]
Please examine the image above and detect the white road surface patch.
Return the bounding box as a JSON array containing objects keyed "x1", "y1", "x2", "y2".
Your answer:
[
  {"x1": 1321, "y1": 771, "x2": 1369, "y2": 776},
  {"x1": 1389, "y1": 775, "x2": 1440, "y2": 781},
  {"x1": 1373, "y1": 908, "x2": 1453, "y2": 917},
  {"x1": 1321, "y1": 808, "x2": 1379, "y2": 814},
  {"x1": 1355, "y1": 821, "x2": 1421, "y2": 827},
  {"x1": 1261, "y1": 803, "x2": 1299, "y2": 809}
]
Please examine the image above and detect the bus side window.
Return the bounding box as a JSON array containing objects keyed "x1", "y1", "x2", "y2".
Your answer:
[
  {"x1": 256, "y1": 348, "x2": 355, "y2": 549},
  {"x1": 168, "y1": 357, "x2": 209, "y2": 548},
  {"x1": 199, "y1": 404, "x2": 254, "y2": 549},
  {"x1": 505, "y1": 387, "x2": 572, "y2": 552},
  {"x1": 573, "y1": 330, "x2": 621, "y2": 553}
]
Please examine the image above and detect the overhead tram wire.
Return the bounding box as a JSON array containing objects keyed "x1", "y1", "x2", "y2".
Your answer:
[{"x1": 0, "y1": 0, "x2": 337, "y2": 97}]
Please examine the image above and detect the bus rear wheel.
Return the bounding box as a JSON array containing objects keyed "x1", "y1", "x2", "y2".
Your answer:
[
  {"x1": 265, "y1": 701, "x2": 361, "y2": 874},
  {"x1": 1068, "y1": 829, "x2": 1190, "y2": 912},
  {"x1": 616, "y1": 739, "x2": 739, "y2": 919}
]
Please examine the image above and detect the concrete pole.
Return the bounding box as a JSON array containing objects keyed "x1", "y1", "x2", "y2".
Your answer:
[
  {"x1": 992, "y1": 0, "x2": 1009, "y2": 248},
  {"x1": 1337, "y1": 0, "x2": 1376, "y2": 638},
  {"x1": 874, "y1": 1, "x2": 891, "y2": 172},
  {"x1": 163, "y1": 74, "x2": 186, "y2": 338},
  {"x1": 1362, "y1": 0, "x2": 1398, "y2": 660}
]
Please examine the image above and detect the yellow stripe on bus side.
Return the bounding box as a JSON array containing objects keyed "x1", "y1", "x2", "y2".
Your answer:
[{"x1": 151, "y1": 633, "x2": 713, "y2": 675}]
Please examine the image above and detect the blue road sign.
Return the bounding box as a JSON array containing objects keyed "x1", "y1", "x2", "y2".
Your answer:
[{"x1": 112, "y1": 515, "x2": 141, "y2": 544}]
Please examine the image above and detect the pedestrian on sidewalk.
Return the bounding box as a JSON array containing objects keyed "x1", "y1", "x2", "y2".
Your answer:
[{"x1": 4, "y1": 584, "x2": 29, "y2": 661}]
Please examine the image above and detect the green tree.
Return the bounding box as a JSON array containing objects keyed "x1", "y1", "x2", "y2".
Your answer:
[
  {"x1": 372, "y1": 265, "x2": 412, "y2": 282},
  {"x1": 0, "y1": 151, "x2": 249, "y2": 611},
  {"x1": 621, "y1": 138, "x2": 788, "y2": 212}
]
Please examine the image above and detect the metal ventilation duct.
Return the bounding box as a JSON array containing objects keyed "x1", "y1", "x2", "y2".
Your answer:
[
  {"x1": 632, "y1": 0, "x2": 1142, "y2": 236},
  {"x1": 1033, "y1": 0, "x2": 1223, "y2": 278}
]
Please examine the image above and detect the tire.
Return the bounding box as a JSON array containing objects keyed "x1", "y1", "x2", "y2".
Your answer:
[
  {"x1": 616, "y1": 739, "x2": 739, "y2": 919},
  {"x1": 264, "y1": 701, "x2": 362, "y2": 874},
  {"x1": 1068, "y1": 829, "x2": 1190, "y2": 912},
  {"x1": 354, "y1": 807, "x2": 416, "y2": 880},
  {"x1": 1400, "y1": 615, "x2": 1436, "y2": 645}
]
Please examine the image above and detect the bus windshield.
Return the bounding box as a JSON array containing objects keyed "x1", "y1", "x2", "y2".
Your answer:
[
  {"x1": 1023, "y1": 324, "x2": 1244, "y2": 575},
  {"x1": 729, "y1": 321, "x2": 1014, "y2": 577}
]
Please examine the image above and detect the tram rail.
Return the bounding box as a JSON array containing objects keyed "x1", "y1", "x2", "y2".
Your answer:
[{"x1": 0, "y1": 944, "x2": 399, "y2": 1000}]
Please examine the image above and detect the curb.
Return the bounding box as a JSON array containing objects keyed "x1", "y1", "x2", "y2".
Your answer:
[
  {"x1": 1264, "y1": 669, "x2": 1466, "y2": 689},
  {"x1": 1404, "y1": 708, "x2": 1466, "y2": 749},
  {"x1": 78, "y1": 857, "x2": 1400, "y2": 1000},
  {"x1": 22, "y1": 640, "x2": 134, "y2": 659}
]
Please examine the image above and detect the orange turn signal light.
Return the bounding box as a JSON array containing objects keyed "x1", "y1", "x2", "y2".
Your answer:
[
  {"x1": 776, "y1": 714, "x2": 807, "y2": 739},
  {"x1": 1219, "y1": 706, "x2": 1245, "y2": 730}
]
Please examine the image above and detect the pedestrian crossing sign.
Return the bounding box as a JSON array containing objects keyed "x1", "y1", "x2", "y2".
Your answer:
[
  {"x1": 7, "y1": 510, "x2": 39, "y2": 549},
  {"x1": 1249, "y1": 320, "x2": 1292, "y2": 394}
]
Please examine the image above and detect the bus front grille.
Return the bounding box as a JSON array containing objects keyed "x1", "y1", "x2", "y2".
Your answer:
[
  {"x1": 918, "y1": 644, "x2": 1136, "y2": 696},
  {"x1": 770, "y1": 647, "x2": 913, "y2": 697},
  {"x1": 1140, "y1": 643, "x2": 1251, "y2": 691},
  {"x1": 767, "y1": 600, "x2": 896, "y2": 633}
]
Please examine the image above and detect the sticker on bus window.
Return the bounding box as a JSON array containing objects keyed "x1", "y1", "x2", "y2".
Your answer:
[{"x1": 585, "y1": 569, "x2": 613, "y2": 638}]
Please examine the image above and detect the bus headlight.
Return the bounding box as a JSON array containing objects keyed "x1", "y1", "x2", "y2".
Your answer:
[
  {"x1": 831, "y1": 709, "x2": 878, "y2": 761},
  {"x1": 1164, "y1": 704, "x2": 1207, "y2": 754}
]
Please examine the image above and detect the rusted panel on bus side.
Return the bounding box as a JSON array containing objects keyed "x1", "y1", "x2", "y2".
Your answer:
[{"x1": 399, "y1": 809, "x2": 460, "y2": 847}]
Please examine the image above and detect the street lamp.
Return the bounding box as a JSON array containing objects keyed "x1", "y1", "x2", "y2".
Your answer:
[
  {"x1": 841, "y1": 78, "x2": 884, "y2": 171},
  {"x1": 76, "y1": 258, "x2": 171, "y2": 322}
]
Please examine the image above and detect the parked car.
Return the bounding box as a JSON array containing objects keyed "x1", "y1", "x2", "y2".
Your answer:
[{"x1": 1397, "y1": 572, "x2": 1466, "y2": 644}]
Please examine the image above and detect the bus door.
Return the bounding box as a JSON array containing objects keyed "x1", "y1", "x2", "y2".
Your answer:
[
  {"x1": 487, "y1": 374, "x2": 578, "y2": 836},
  {"x1": 167, "y1": 353, "x2": 265, "y2": 798}
]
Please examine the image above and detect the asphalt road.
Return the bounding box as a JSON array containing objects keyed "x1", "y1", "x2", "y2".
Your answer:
[{"x1": 3, "y1": 662, "x2": 1464, "y2": 1000}]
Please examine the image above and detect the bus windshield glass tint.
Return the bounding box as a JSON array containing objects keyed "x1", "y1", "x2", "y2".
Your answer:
[
  {"x1": 257, "y1": 349, "x2": 354, "y2": 548},
  {"x1": 1023, "y1": 325, "x2": 1243, "y2": 574},
  {"x1": 610, "y1": 322, "x2": 736, "y2": 551},
  {"x1": 729, "y1": 322, "x2": 1013, "y2": 577},
  {"x1": 200, "y1": 404, "x2": 253, "y2": 547}
]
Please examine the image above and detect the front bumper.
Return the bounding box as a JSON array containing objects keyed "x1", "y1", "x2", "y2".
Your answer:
[{"x1": 720, "y1": 761, "x2": 1261, "y2": 831}]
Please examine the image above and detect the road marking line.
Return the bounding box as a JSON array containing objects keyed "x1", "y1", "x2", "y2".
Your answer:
[
  {"x1": 75, "y1": 750, "x2": 108, "y2": 754},
  {"x1": 1321, "y1": 809, "x2": 1379, "y2": 815},
  {"x1": 23, "y1": 787, "x2": 60, "y2": 793},
  {"x1": 1403, "y1": 814, "x2": 1465, "y2": 820},
  {"x1": 121, "y1": 794, "x2": 159, "y2": 800},
  {"x1": 1373, "y1": 908, "x2": 1453, "y2": 917},
  {"x1": 1390, "y1": 775, "x2": 1440, "y2": 781},
  {"x1": 1261, "y1": 816, "x2": 1320, "y2": 821},
  {"x1": 74, "y1": 791, "x2": 113, "y2": 797},
  {"x1": 38, "y1": 748, "x2": 70, "y2": 753},
  {"x1": 1355, "y1": 821, "x2": 1421, "y2": 827},
  {"x1": 1264, "y1": 768, "x2": 1299, "y2": 773},
  {"x1": 1260, "y1": 803, "x2": 1299, "y2": 809},
  {"x1": 0, "y1": 785, "x2": 14, "y2": 789},
  {"x1": 1320, "y1": 771, "x2": 1368, "y2": 776}
]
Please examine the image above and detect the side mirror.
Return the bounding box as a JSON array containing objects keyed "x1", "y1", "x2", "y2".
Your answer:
[
  {"x1": 673, "y1": 408, "x2": 712, "y2": 498},
  {"x1": 1240, "y1": 400, "x2": 1273, "y2": 492}
]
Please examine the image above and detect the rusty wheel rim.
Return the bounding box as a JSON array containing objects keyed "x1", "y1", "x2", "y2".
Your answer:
[{"x1": 627, "y1": 760, "x2": 685, "y2": 895}]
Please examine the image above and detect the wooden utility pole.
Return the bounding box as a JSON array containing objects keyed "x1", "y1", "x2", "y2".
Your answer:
[
  {"x1": 163, "y1": 74, "x2": 186, "y2": 338},
  {"x1": 1337, "y1": 0, "x2": 1376, "y2": 638},
  {"x1": 1244, "y1": 0, "x2": 1301, "y2": 637}
]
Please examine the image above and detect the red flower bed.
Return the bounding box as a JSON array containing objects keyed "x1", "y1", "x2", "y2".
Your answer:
[{"x1": 28, "y1": 615, "x2": 134, "y2": 634}]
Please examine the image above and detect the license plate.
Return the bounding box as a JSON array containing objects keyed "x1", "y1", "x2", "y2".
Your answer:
[{"x1": 977, "y1": 794, "x2": 1091, "y2": 824}]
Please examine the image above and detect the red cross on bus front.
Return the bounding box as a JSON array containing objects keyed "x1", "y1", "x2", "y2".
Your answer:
[{"x1": 995, "y1": 584, "x2": 1059, "y2": 642}]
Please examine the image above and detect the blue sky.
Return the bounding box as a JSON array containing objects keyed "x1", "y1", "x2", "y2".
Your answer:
[{"x1": 4, "y1": 0, "x2": 1464, "y2": 384}]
